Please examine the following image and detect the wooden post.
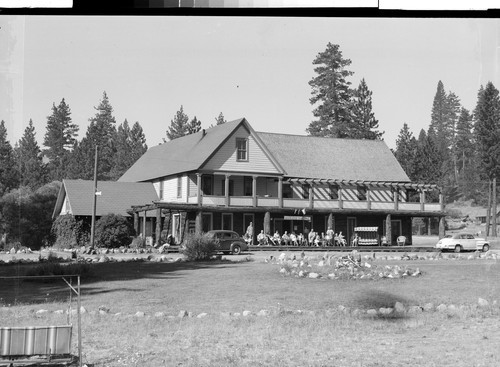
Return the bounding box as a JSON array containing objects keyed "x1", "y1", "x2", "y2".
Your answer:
[
  {"x1": 386, "y1": 214, "x2": 392, "y2": 246},
  {"x1": 264, "y1": 211, "x2": 271, "y2": 235},
  {"x1": 338, "y1": 186, "x2": 343, "y2": 209},
  {"x1": 133, "y1": 212, "x2": 139, "y2": 236},
  {"x1": 142, "y1": 210, "x2": 147, "y2": 238},
  {"x1": 225, "y1": 174, "x2": 230, "y2": 207},
  {"x1": 366, "y1": 188, "x2": 371, "y2": 210},
  {"x1": 186, "y1": 175, "x2": 190, "y2": 203},
  {"x1": 439, "y1": 191, "x2": 444, "y2": 212},
  {"x1": 195, "y1": 210, "x2": 203, "y2": 235},
  {"x1": 309, "y1": 184, "x2": 313, "y2": 209},
  {"x1": 420, "y1": 190, "x2": 425, "y2": 211},
  {"x1": 438, "y1": 217, "x2": 446, "y2": 239},
  {"x1": 252, "y1": 175, "x2": 257, "y2": 207},
  {"x1": 278, "y1": 177, "x2": 283, "y2": 208},
  {"x1": 427, "y1": 217, "x2": 432, "y2": 236},
  {"x1": 155, "y1": 208, "x2": 162, "y2": 246},
  {"x1": 393, "y1": 189, "x2": 399, "y2": 211},
  {"x1": 197, "y1": 173, "x2": 202, "y2": 207}
]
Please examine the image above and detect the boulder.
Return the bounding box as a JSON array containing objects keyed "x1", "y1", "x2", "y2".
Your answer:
[
  {"x1": 98, "y1": 305, "x2": 110, "y2": 313},
  {"x1": 423, "y1": 303, "x2": 434, "y2": 312},
  {"x1": 242, "y1": 310, "x2": 252, "y2": 317},
  {"x1": 134, "y1": 311, "x2": 145, "y2": 317},
  {"x1": 197, "y1": 313, "x2": 208, "y2": 318},
  {"x1": 257, "y1": 309, "x2": 270, "y2": 317},
  {"x1": 407, "y1": 306, "x2": 423, "y2": 314},
  {"x1": 379, "y1": 307, "x2": 393, "y2": 315},
  {"x1": 478, "y1": 298, "x2": 489, "y2": 307},
  {"x1": 53, "y1": 310, "x2": 64, "y2": 314},
  {"x1": 308, "y1": 272, "x2": 320, "y2": 279},
  {"x1": 154, "y1": 312, "x2": 165, "y2": 318},
  {"x1": 366, "y1": 309, "x2": 378, "y2": 316},
  {"x1": 36, "y1": 309, "x2": 49, "y2": 315},
  {"x1": 178, "y1": 310, "x2": 188, "y2": 318},
  {"x1": 394, "y1": 301, "x2": 406, "y2": 313},
  {"x1": 436, "y1": 304, "x2": 448, "y2": 312}
]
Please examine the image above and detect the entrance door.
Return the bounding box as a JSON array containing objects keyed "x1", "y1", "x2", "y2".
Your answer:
[
  {"x1": 274, "y1": 219, "x2": 283, "y2": 235},
  {"x1": 347, "y1": 217, "x2": 357, "y2": 246},
  {"x1": 202, "y1": 213, "x2": 213, "y2": 233}
]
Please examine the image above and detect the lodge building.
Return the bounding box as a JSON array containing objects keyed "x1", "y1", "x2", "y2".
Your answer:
[{"x1": 115, "y1": 118, "x2": 445, "y2": 247}]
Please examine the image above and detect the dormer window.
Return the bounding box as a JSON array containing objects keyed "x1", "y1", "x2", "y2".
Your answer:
[{"x1": 236, "y1": 138, "x2": 248, "y2": 161}]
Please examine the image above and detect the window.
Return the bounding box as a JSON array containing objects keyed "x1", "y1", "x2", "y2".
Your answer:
[
  {"x1": 222, "y1": 178, "x2": 234, "y2": 196},
  {"x1": 244, "y1": 176, "x2": 253, "y2": 196},
  {"x1": 329, "y1": 184, "x2": 339, "y2": 200},
  {"x1": 177, "y1": 177, "x2": 182, "y2": 198},
  {"x1": 357, "y1": 186, "x2": 367, "y2": 200},
  {"x1": 236, "y1": 138, "x2": 248, "y2": 161},
  {"x1": 202, "y1": 175, "x2": 214, "y2": 195},
  {"x1": 283, "y1": 183, "x2": 293, "y2": 199},
  {"x1": 222, "y1": 213, "x2": 233, "y2": 230}
]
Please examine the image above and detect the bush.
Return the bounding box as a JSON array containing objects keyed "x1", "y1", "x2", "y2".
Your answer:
[
  {"x1": 94, "y1": 214, "x2": 134, "y2": 248},
  {"x1": 130, "y1": 236, "x2": 146, "y2": 249},
  {"x1": 180, "y1": 233, "x2": 218, "y2": 261},
  {"x1": 52, "y1": 214, "x2": 90, "y2": 249}
]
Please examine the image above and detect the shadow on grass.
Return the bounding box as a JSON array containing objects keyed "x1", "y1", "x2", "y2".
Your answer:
[
  {"x1": 354, "y1": 289, "x2": 412, "y2": 320},
  {"x1": 0, "y1": 258, "x2": 247, "y2": 306}
]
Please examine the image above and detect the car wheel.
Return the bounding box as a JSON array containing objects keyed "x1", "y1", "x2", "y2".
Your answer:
[
  {"x1": 232, "y1": 245, "x2": 241, "y2": 255},
  {"x1": 454, "y1": 245, "x2": 462, "y2": 253},
  {"x1": 482, "y1": 244, "x2": 490, "y2": 252}
]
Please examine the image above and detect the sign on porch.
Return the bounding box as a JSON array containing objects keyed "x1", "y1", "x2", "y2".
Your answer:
[{"x1": 284, "y1": 216, "x2": 312, "y2": 221}]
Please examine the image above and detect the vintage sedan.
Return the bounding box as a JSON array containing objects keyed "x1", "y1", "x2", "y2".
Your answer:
[
  {"x1": 435, "y1": 233, "x2": 490, "y2": 253},
  {"x1": 205, "y1": 230, "x2": 248, "y2": 255}
]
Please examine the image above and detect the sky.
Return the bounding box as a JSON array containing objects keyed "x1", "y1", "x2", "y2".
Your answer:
[{"x1": 1, "y1": 16, "x2": 499, "y2": 150}]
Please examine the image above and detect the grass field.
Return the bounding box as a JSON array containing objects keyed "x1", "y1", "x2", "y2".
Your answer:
[{"x1": 1, "y1": 250, "x2": 500, "y2": 366}]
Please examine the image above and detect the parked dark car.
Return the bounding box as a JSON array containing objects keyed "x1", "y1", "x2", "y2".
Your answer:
[{"x1": 205, "y1": 230, "x2": 247, "y2": 255}]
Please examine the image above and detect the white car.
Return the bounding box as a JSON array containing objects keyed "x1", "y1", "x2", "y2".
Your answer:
[{"x1": 435, "y1": 233, "x2": 490, "y2": 253}]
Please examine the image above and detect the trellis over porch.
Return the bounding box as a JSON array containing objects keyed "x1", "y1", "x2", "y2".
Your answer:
[{"x1": 129, "y1": 201, "x2": 446, "y2": 247}]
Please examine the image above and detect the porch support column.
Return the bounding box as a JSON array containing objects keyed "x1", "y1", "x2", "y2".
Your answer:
[
  {"x1": 133, "y1": 212, "x2": 139, "y2": 236},
  {"x1": 264, "y1": 211, "x2": 271, "y2": 235},
  {"x1": 186, "y1": 175, "x2": 190, "y2": 203},
  {"x1": 386, "y1": 214, "x2": 392, "y2": 246},
  {"x1": 195, "y1": 210, "x2": 203, "y2": 235},
  {"x1": 327, "y1": 213, "x2": 334, "y2": 230},
  {"x1": 439, "y1": 191, "x2": 444, "y2": 211},
  {"x1": 252, "y1": 175, "x2": 257, "y2": 207},
  {"x1": 420, "y1": 190, "x2": 425, "y2": 211},
  {"x1": 438, "y1": 217, "x2": 446, "y2": 239},
  {"x1": 278, "y1": 177, "x2": 283, "y2": 208},
  {"x1": 155, "y1": 208, "x2": 162, "y2": 246},
  {"x1": 393, "y1": 189, "x2": 399, "y2": 211},
  {"x1": 338, "y1": 186, "x2": 343, "y2": 209},
  {"x1": 225, "y1": 174, "x2": 230, "y2": 207},
  {"x1": 196, "y1": 173, "x2": 202, "y2": 207},
  {"x1": 309, "y1": 184, "x2": 313, "y2": 209},
  {"x1": 428, "y1": 217, "x2": 432, "y2": 236},
  {"x1": 366, "y1": 187, "x2": 371, "y2": 210},
  {"x1": 142, "y1": 210, "x2": 147, "y2": 238}
]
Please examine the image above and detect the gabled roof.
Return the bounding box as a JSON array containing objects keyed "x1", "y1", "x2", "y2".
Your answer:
[
  {"x1": 257, "y1": 132, "x2": 410, "y2": 182},
  {"x1": 119, "y1": 118, "x2": 283, "y2": 182},
  {"x1": 53, "y1": 179, "x2": 159, "y2": 218}
]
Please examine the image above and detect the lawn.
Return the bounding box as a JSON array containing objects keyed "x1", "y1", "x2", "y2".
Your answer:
[{"x1": 1, "y1": 251, "x2": 499, "y2": 366}]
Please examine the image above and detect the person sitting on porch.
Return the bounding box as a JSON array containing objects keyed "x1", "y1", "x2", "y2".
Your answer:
[
  {"x1": 282, "y1": 231, "x2": 290, "y2": 245},
  {"x1": 272, "y1": 231, "x2": 281, "y2": 245},
  {"x1": 335, "y1": 232, "x2": 346, "y2": 246},
  {"x1": 246, "y1": 222, "x2": 254, "y2": 245},
  {"x1": 290, "y1": 232, "x2": 298, "y2": 246},
  {"x1": 297, "y1": 233, "x2": 305, "y2": 246},
  {"x1": 352, "y1": 233, "x2": 360, "y2": 246},
  {"x1": 308, "y1": 229, "x2": 316, "y2": 247},
  {"x1": 317, "y1": 232, "x2": 326, "y2": 247},
  {"x1": 326, "y1": 227, "x2": 334, "y2": 246},
  {"x1": 257, "y1": 230, "x2": 266, "y2": 246}
]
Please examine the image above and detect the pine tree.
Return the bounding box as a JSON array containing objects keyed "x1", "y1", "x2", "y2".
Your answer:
[
  {"x1": 414, "y1": 129, "x2": 441, "y2": 185},
  {"x1": 165, "y1": 106, "x2": 190, "y2": 141},
  {"x1": 394, "y1": 123, "x2": 418, "y2": 180},
  {"x1": 187, "y1": 116, "x2": 202, "y2": 135},
  {"x1": 0, "y1": 120, "x2": 19, "y2": 196},
  {"x1": 15, "y1": 119, "x2": 47, "y2": 191},
  {"x1": 110, "y1": 120, "x2": 148, "y2": 180},
  {"x1": 43, "y1": 98, "x2": 79, "y2": 181},
  {"x1": 68, "y1": 91, "x2": 117, "y2": 180},
  {"x1": 307, "y1": 43, "x2": 354, "y2": 138},
  {"x1": 455, "y1": 108, "x2": 474, "y2": 173},
  {"x1": 215, "y1": 112, "x2": 227, "y2": 125},
  {"x1": 350, "y1": 78, "x2": 383, "y2": 140}
]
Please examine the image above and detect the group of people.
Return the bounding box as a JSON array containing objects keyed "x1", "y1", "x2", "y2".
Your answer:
[{"x1": 246, "y1": 225, "x2": 348, "y2": 247}]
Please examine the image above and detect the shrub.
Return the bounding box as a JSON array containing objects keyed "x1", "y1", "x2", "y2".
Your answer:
[
  {"x1": 130, "y1": 236, "x2": 146, "y2": 249},
  {"x1": 94, "y1": 214, "x2": 134, "y2": 248},
  {"x1": 180, "y1": 233, "x2": 218, "y2": 261},
  {"x1": 52, "y1": 214, "x2": 90, "y2": 249}
]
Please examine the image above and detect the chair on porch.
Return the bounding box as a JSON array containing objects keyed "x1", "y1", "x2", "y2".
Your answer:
[{"x1": 397, "y1": 236, "x2": 406, "y2": 246}]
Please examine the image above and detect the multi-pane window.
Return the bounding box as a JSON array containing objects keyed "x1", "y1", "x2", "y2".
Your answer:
[
  {"x1": 329, "y1": 184, "x2": 339, "y2": 200},
  {"x1": 244, "y1": 176, "x2": 253, "y2": 196},
  {"x1": 177, "y1": 177, "x2": 182, "y2": 198},
  {"x1": 236, "y1": 138, "x2": 248, "y2": 161},
  {"x1": 202, "y1": 175, "x2": 214, "y2": 195}
]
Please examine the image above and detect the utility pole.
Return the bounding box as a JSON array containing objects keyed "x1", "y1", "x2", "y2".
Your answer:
[{"x1": 90, "y1": 145, "x2": 98, "y2": 249}]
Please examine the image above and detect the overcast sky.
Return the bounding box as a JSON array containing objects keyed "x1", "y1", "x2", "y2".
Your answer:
[{"x1": 1, "y1": 16, "x2": 498, "y2": 150}]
